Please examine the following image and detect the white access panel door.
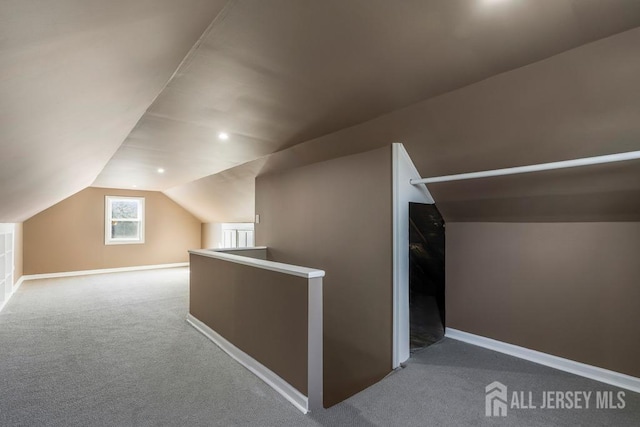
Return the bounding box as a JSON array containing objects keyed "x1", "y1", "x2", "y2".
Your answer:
[{"x1": 0, "y1": 225, "x2": 15, "y2": 303}]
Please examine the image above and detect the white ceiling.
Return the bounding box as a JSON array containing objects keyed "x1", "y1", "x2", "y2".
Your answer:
[
  {"x1": 0, "y1": 0, "x2": 227, "y2": 221},
  {"x1": 2, "y1": 0, "x2": 640, "y2": 222},
  {"x1": 166, "y1": 26, "x2": 640, "y2": 223}
]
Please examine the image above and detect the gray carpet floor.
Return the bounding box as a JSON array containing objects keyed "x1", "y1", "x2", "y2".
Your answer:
[{"x1": 0, "y1": 268, "x2": 638, "y2": 426}]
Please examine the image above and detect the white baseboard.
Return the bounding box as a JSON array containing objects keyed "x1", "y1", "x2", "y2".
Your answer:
[
  {"x1": 186, "y1": 313, "x2": 309, "y2": 414},
  {"x1": 14, "y1": 276, "x2": 25, "y2": 290},
  {"x1": 21, "y1": 263, "x2": 189, "y2": 281},
  {"x1": 446, "y1": 328, "x2": 640, "y2": 394}
]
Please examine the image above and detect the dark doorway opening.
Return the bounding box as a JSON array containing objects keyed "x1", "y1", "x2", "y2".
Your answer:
[{"x1": 409, "y1": 202, "x2": 445, "y2": 352}]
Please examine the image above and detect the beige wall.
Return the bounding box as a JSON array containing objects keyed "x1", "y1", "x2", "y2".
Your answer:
[
  {"x1": 447, "y1": 222, "x2": 640, "y2": 378},
  {"x1": 23, "y1": 187, "x2": 201, "y2": 275},
  {"x1": 255, "y1": 146, "x2": 393, "y2": 407},
  {"x1": 429, "y1": 158, "x2": 640, "y2": 222},
  {"x1": 201, "y1": 223, "x2": 220, "y2": 249},
  {"x1": 190, "y1": 253, "x2": 309, "y2": 395},
  {"x1": 165, "y1": 27, "x2": 640, "y2": 390},
  {"x1": 13, "y1": 223, "x2": 23, "y2": 283}
]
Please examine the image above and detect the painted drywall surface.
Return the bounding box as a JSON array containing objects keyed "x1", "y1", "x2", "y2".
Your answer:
[
  {"x1": 255, "y1": 146, "x2": 393, "y2": 407},
  {"x1": 446, "y1": 222, "x2": 640, "y2": 378},
  {"x1": 260, "y1": 28, "x2": 640, "y2": 178},
  {"x1": 171, "y1": 28, "x2": 640, "y2": 225},
  {"x1": 0, "y1": 0, "x2": 228, "y2": 223},
  {"x1": 92, "y1": 0, "x2": 640, "y2": 194},
  {"x1": 190, "y1": 253, "x2": 308, "y2": 395},
  {"x1": 201, "y1": 223, "x2": 222, "y2": 249},
  {"x1": 428, "y1": 158, "x2": 640, "y2": 222},
  {"x1": 23, "y1": 188, "x2": 201, "y2": 275},
  {"x1": 216, "y1": 249, "x2": 266, "y2": 260},
  {"x1": 165, "y1": 158, "x2": 267, "y2": 223}
]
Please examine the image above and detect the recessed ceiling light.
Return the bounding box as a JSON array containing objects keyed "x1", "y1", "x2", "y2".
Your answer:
[
  {"x1": 157, "y1": 168, "x2": 165, "y2": 174},
  {"x1": 218, "y1": 132, "x2": 229, "y2": 141},
  {"x1": 132, "y1": 185, "x2": 137, "y2": 188}
]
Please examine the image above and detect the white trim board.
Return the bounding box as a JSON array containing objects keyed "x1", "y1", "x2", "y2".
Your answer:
[
  {"x1": 189, "y1": 249, "x2": 324, "y2": 279},
  {"x1": 21, "y1": 263, "x2": 189, "y2": 281},
  {"x1": 186, "y1": 314, "x2": 310, "y2": 414},
  {"x1": 13, "y1": 276, "x2": 25, "y2": 291},
  {"x1": 446, "y1": 328, "x2": 640, "y2": 394}
]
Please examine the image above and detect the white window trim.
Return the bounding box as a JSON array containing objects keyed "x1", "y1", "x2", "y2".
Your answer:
[{"x1": 105, "y1": 196, "x2": 145, "y2": 245}]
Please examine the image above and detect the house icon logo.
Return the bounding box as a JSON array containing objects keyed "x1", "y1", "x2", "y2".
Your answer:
[{"x1": 485, "y1": 381, "x2": 508, "y2": 417}]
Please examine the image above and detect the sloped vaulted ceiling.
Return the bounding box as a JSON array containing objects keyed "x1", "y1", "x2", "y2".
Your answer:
[
  {"x1": 0, "y1": 0, "x2": 227, "y2": 221},
  {"x1": 93, "y1": 0, "x2": 640, "y2": 192},
  {"x1": 2, "y1": 0, "x2": 640, "y2": 222},
  {"x1": 168, "y1": 25, "x2": 640, "y2": 223}
]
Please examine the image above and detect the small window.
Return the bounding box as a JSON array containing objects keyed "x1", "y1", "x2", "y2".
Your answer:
[{"x1": 105, "y1": 196, "x2": 145, "y2": 245}]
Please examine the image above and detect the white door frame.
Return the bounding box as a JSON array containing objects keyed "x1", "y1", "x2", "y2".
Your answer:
[{"x1": 391, "y1": 143, "x2": 435, "y2": 367}]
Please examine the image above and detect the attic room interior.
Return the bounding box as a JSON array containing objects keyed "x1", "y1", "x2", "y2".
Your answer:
[{"x1": 1, "y1": 0, "x2": 639, "y2": 425}]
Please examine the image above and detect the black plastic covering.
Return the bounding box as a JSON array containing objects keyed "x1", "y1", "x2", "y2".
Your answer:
[{"x1": 409, "y1": 203, "x2": 445, "y2": 352}]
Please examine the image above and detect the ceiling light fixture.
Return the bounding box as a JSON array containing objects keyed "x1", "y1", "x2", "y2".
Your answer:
[
  {"x1": 132, "y1": 185, "x2": 137, "y2": 188},
  {"x1": 157, "y1": 168, "x2": 165, "y2": 174},
  {"x1": 218, "y1": 132, "x2": 229, "y2": 141}
]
